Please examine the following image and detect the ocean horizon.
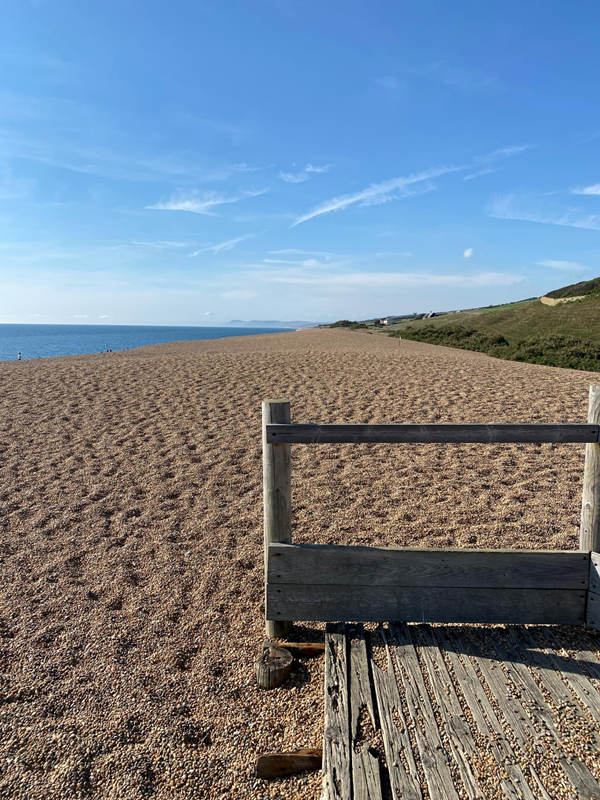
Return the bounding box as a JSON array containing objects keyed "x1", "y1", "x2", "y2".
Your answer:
[{"x1": 0, "y1": 323, "x2": 291, "y2": 362}]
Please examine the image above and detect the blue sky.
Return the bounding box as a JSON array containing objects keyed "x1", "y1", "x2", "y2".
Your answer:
[{"x1": 1, "y1": 0, "x2": 600, "y2": 325}]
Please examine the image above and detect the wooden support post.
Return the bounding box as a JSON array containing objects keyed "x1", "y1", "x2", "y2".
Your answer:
[
  {"x1": 263, "y1": 399, "x2": 293, "y2": 638},
  {"x1": 581, "y1": 385, "x2": 600, "y2": 551}
]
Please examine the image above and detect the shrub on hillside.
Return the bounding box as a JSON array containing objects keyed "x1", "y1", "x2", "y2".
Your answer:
[{"x1": 390, "y1": 325, "x2": 600, "y2": 372}]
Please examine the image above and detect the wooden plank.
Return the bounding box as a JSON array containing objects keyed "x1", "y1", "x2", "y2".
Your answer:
[
  {"x1": 266, "y1": 422, "x2": 598, "y2": 445},
  {"x1": 421, "y1": 625, "x2": 536, "y2": 800},
  {"x1": 370, "y1": 631, "x2": 422, "y2": 800},
  {"x1": 256, "y1": 748, "x2": 322, "y2": 778},
  {"x1": 263, "y1": 641, "x2": 325, "y2": 658},
  {"x1": 348, "y1": 626, "x2": 382, "y2": 800},
  {"x1": 590, "y1": 552, "x2": 600, "y2": 592},
  {"x1": 415, "y1": 626, "x2": 482, "y2": 799},
  {"x1": 263, "y1": 399, "x2": 293, "y2": 638},
  {"x1": 505, "y1": 627, "x2": 600, "y2": 798},
  {"x1": 522, "y1": 627, "x2": 600, "y2": 730},
  {"x1": 323, "y1": 624, "x2": 352, "y2": 800},
  {"x1": 387, "y1": 623, "x2": 460, "y2": 800},
  {"x1": 587, "y1": 589, "x2": 600, "y2": 630},
  {"x1": 269, "y1": 544, "x2": 590, "y2": 589},
  {"x1": 581, "y1": 385, "x2": 600, "y2": 550},
  {"x1": 267, "y1": 584, "x2": 587, "y2": 624},
  {"x1": 432, "y1": 627, "x2": 539, "y2": 800}
]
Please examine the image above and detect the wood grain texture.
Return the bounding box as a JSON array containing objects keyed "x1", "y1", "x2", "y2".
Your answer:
[
  {"x1": 388, "y1": 624, "x2": 460, "y2": 800},
  {"x1": 322, "y1": 624, "x2": 352, "y2": 800},
  {"x1": 263, "y1": 399, "x2": 292, "y2": 638},
  {"x1": 370, "y1": 636, "x2": 422, "y2": 800},
  {"x1": 581, "y1": 386, "x2": 600, "y2": 550},
  {"x1": 266, "y1": 422, "x2": 598, "y2": 444},
  {"x1": 432, "y1": 627, "x2": 538, "y2": 800},
  {"x1": 268, "y1": 543, "x2": 590, "y2": 589},
  {"x1": 255, "y1": 748, "x2": 322, "y2": 779},
  {"x1": 267, "y1": 584, "x2": 587, "y2": 624},
  {"x1": 263, "y1": 641, "x2": 325, "y2": 658},
  {"x1": 587, "y1": 590, "x2": 600, "y2": 630},
  {"x1": 348, "y1": 626, "x2": 382, "y2": 800}
]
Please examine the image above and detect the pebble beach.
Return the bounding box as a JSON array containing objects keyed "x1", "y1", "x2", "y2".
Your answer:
[{"x1": 2, "y1": 327, "x2": 600, "y2": 799}]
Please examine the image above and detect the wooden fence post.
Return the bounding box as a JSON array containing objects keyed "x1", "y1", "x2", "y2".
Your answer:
[
  {"x1": 263, "y1": 399, "x2": 293, "y2": 638},
  {"x1": 580, "y1": 384, "x2": 600, "y2": 551}
]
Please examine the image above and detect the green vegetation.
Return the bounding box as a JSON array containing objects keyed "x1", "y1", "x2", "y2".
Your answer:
[
  {"x1": 390, "y1": 325, "x2": 600, "y2": 371},
  {"x1": 373, "y1": 276, "x2": 600, "y2": 372},
  {"x1": 546, "y1": 276, "x2": 600, "y2": 299},
  {"x1": 330, "y1": 319, "x2": 368, "y2": 329}
]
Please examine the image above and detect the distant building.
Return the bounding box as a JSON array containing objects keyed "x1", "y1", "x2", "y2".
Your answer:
[{"x1": 379, "y1": 316, "x2": 404, "y2": 325}]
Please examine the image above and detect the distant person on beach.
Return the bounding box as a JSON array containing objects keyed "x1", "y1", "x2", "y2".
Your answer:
[{"x1": 17, "y1": 352, "x2": 21, "y2": 360}]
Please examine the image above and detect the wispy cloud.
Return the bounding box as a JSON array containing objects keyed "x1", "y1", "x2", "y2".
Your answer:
[
  {"x1": 463, "y1": 144, "x2": 532, "y2": 180},
  {"x1": 232, "y1": 163, "x2": 262, "y2": 172},
  {"x1": 254, "y1": 270, "x2": 522, "y2": 288},
  {"x1": 462, "y1": 167, "x2": 501, "y2": 181},
  {"x1": 536, "y1": 260, "x2": 588, "y2": 271},
  {"x1": 269, "y1": 248, "x2": 335, "y2": 257},
  {"x1": 190, "y1": 234, "x2": 256, "y2": 256},
  {"x1": 478, "y1": 144, "x2": 532, "y2": 162},
  {"x1": 291, "y1": 163, "x2": 462, "y2": 226},
  {"x1": 262, "y1": 258, "x2": 342, "y2": 269},
  {"x1": 147, "y1": 188, "x2": 269, "y2": 216},
  {"x1": 279, "y1": 163, "x2": 332, "y2": 183},
  {"x1": 463, "y1": 248, "x2": 474, "y2": 258},
  {"x1": 571, "y1": 183, "x2": 600, "y2": 196},
  {"x1": 488, "y1": 193, "x2": 600, "y2": 231},
  {"x1": 131, "y1": 240, "x2": 190, "y2": 249}
]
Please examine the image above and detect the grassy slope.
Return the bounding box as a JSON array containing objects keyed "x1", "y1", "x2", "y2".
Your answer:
[{"x1": 383, "y1": 295, "x2": 600, "y2": 344}]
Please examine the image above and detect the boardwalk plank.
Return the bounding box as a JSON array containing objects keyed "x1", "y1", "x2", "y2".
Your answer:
[
  {"x1": 388, "y1": 623, "x2": 460, "y2": 800},
  {"x1": 423, "y1": 626, "x2": 537, "y2": 800},
  {"x1": 323, "y1": 624, "x2": 352, "y2": 800},
  {"x1": 500, "y1": 627, "x2": 600, "y2": 799},
  {"x1": 370, "y1": 639, "x2": 422, "y2": 800},
  {"x1": 348, "y1": 626, "x2": 382, "y2": 800}
]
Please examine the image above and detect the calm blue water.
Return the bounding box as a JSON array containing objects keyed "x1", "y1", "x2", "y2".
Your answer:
[{"x1": 0, "y1": 324, "x2": 290, "y2": 361}]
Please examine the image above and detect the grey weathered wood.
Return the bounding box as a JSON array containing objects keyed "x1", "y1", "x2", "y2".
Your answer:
[
  {"x1": 323, "y1": 624, "x2": 352, "y2": 800},
  {"x1": 370, "y1": 630, "x2": 422, "y2": 800},
  {"x1": 267, "y1": 584, "x2": 587, "y2": 624},
  {"x1": 581, "y1": 386, "x2": 600, "y2": 551},
  {"x1": 266, "y1": 422, "x2": 598, "y2": 444},
  {"x1": 506, "y1": 627, "x2": 600, "y2": 797},
  {"x1": 415, "y1": 626, "x2": 481, "y2": 799},
  {"x1": 254, "y1": 645, "x2": 293, "y2": 689},
  {"x1": 268, "y1": 544, "x2": 590, "y2": 589},
  {"x1": 526, "y1": 627, "x2": 600, "y2": 730},
  {"x1": 590, "y1": 552, "x2": 600, "y2": 592},
  {"x1": 387, "y1": 624, "x2": 460, "y2": 800},
  {"x1": 432, "y1": 627, "x2": 538, "y2": 800},
  {"x1": 348, "y1": 626, "x2": 382, "y2": 800},
  {"x1": 587, "y1": 589, "x2": 600, "y2": 630},
  {"x1": 263, "y1": 399, "x2": 292, "y2": 638}
]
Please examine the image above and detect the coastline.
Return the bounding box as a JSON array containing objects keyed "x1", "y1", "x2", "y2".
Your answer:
[{"x1": 1, "y1": 328, "x2": 597, "y2": 799}]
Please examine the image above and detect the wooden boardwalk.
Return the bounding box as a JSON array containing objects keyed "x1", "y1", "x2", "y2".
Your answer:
[{"x1": 323, "y1": 624, "x2": 600, "y2": 800}]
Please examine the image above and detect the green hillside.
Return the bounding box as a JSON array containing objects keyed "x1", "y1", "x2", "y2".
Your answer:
[{"x1": 381, "y1": 282, "x2": 600, "y2": 372}]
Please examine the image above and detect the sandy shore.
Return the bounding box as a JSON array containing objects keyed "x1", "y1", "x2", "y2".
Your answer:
[{"x1": 1, "y1": 328, "x2": 599, "y2": 799}]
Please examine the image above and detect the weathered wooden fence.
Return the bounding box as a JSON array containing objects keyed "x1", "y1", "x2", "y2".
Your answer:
[{"x1": 263, "y1": 386, "x2": 600, "y2": 636}]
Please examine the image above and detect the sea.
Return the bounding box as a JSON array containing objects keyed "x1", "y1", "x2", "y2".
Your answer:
[{"x1": 0, "y1": 324, "x2": 290, "y2": 362}]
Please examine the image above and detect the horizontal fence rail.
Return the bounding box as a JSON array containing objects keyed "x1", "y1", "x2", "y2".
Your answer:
[
  {"x1": 266, "y1": 544, "x2": 590, "y2": 625},
  {"x1": 265, "y1": 423, "x2": 599, "y2": 445},
  {"x1": 268, "y1": 544, "x2": 590, "y2": 589}
]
